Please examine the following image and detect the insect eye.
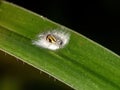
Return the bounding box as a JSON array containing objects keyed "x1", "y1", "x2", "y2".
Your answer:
[
  {"x1": 46, "y1": 34, "x2": 56, "y2": 43},
  {"x1": 57, "y1": 40, "x2": 63, "y2": 45},
  {"x1": 60, "y1": 41, "x2": 63, "y2": 45}
]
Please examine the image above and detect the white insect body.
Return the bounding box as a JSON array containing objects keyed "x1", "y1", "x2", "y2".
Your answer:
[{"x1": 32, "y1": 30, "x2": 70, "y2": 50}]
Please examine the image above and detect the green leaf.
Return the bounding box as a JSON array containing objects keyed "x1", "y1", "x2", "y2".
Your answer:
[{"x1": 0, "y1": 1, "x2": 120, "y2": 90}]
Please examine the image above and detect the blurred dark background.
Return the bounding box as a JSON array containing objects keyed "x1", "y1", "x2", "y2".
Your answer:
[
  {"x1": 0, "y1": 50, "x2": 73, "y2": 90},
  {"x1": 7, "y1": 0, "x2": 120, "y2": 55}
]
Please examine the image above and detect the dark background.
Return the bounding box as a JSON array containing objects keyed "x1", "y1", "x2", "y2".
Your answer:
[{"x1": 7, "y1": 0, "x2": 120, "y2": 54}]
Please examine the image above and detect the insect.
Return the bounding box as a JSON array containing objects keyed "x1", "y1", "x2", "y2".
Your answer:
[
  {"x1": 46, "y1": 34, "x2": 63, "y2": 45},
  {"x1": 32, "y1": 30, "x2": 70, "y2": 50},
  {"x1": 46, "y1": 34, "x2": 57, "y2": 44}
]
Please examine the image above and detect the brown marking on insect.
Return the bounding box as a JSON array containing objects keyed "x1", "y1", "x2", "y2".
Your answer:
[{"x1": 46, "y1": 34, "x2": 57, "y2": 43}]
